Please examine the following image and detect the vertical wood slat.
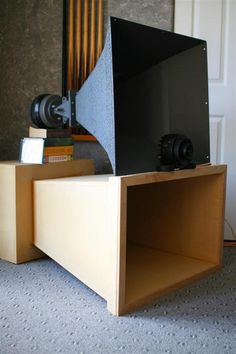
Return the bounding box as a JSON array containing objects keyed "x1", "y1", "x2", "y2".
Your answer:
[
  {"x1": 62, "y1": 0, "x2": 68, "y2": 96},
  {"x1": 67, "y1": 0, "x2": 74, "y2": 90},
  {"x1": 89, "y1": 0, "x2": 96, "y2": 73},
  {"x1": 75, "y1": 0, "x2": 81, "y2": 89},
  {"x1": 97, "y1": 0, "x2": 103, "y2": 61},
  {"x1": 82, "y1": 0, "x2": 89, "y2": 83}
]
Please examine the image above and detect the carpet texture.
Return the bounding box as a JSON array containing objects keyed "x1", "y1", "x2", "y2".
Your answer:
[{"x1": 0, "y1": 248, "x2": 235, "y2": 354}]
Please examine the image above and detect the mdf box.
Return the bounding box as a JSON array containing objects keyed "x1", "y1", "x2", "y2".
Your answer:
[
  {"x1": 0, "y1": 160, "x2": 94, "y2": 264},
  {"x1": 34, "y1": 165, "x2": 226, "y2": 315}
]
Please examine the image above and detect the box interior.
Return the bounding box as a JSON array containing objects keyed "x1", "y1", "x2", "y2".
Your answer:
[{"x1": 125, "y1": 174, "x2": 223, "y2": 307}]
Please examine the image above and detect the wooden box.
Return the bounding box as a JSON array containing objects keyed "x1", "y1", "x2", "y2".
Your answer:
[
  {"x1": 0, "y1": 160, "x2": 94, "y2": 264},
  {"x1": 34, "y1": 165, "x2": 226, "y2": 315}
]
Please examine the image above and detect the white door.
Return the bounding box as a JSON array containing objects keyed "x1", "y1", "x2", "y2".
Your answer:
[{"x1": 175, "y1": 0, "x2": 236, "y2": 240}]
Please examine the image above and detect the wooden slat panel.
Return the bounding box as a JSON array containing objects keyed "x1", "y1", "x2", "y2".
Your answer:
[
  {"x1": 82, "y1": 0, "x2": 89, "y2": 83},
  {"x1": 67, "y1": 0, "x2": 74, "y2": 90},
  {"x1": 66, "y1": 0, "x2": 104, "y2": 90},
  {"x1": 97, "y1": 0, "x2": 103, "y2": 60},
  {"x1": 75, "y1": 0, "x2": 82, "y2": 89},
  {"x1": 89, "y1": 0, "x2": 96, "y2": 73}
]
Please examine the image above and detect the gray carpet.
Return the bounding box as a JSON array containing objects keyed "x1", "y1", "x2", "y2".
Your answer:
[{"x1": 0, "y1": 248, "x2": 235, "y2": 354}]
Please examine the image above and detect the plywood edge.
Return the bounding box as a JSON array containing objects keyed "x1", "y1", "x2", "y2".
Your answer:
[
  {"x1": 0, "y1": 165, "x2": 17, "y2": 263},
  {"x1": 121, "y1": 164, "x2": 227, "y2": 187},
  {"x1": 106, "y1": 178, "x2": 126, "y2": 316},
  {"x1": 17, "y1": 159, "x2": 94, "y2": 178},
  {"x1": 34, "y1": 174, "x2": 112, "y2": 185},
  {"x1": 117, "y1": 178, "x2": 128, "y2": 315},
  {"x1": 220, "y1": 165, "x2": 227, "y2": 254},
  {"x1": 119, "y1": 264, "x2": 221, "y2": 316}
]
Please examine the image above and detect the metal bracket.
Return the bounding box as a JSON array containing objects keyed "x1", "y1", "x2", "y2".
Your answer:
[
  {"x1": 54, "y1": 90, "x2": 77, "y2": 127},
  {"x1": 68, "y1": 90, "x2": 77, "y2": 127}
]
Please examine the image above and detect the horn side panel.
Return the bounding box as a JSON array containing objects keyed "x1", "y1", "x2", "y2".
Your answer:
[{"x1": 75, "y1": 19, "x2": 116, "y2": 174}]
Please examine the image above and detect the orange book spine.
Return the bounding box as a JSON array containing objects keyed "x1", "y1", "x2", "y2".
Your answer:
[{"x1": 44, "y1": 146, "x2": 74, "y2": 156}]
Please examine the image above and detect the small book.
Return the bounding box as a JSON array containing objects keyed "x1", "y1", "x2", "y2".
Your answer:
[
  {"x1": 44, "y1": 145, "x2": 74, "y2": 156},
  {"x1": 43, "y1": 155, "x2": 73, "y2": 163},
  {"x1": 43, "y1": 137, "x2": 74, "y2": 147},
  {"x1": 29, "y1": 126, "x2": 72, "y2": 138}
]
